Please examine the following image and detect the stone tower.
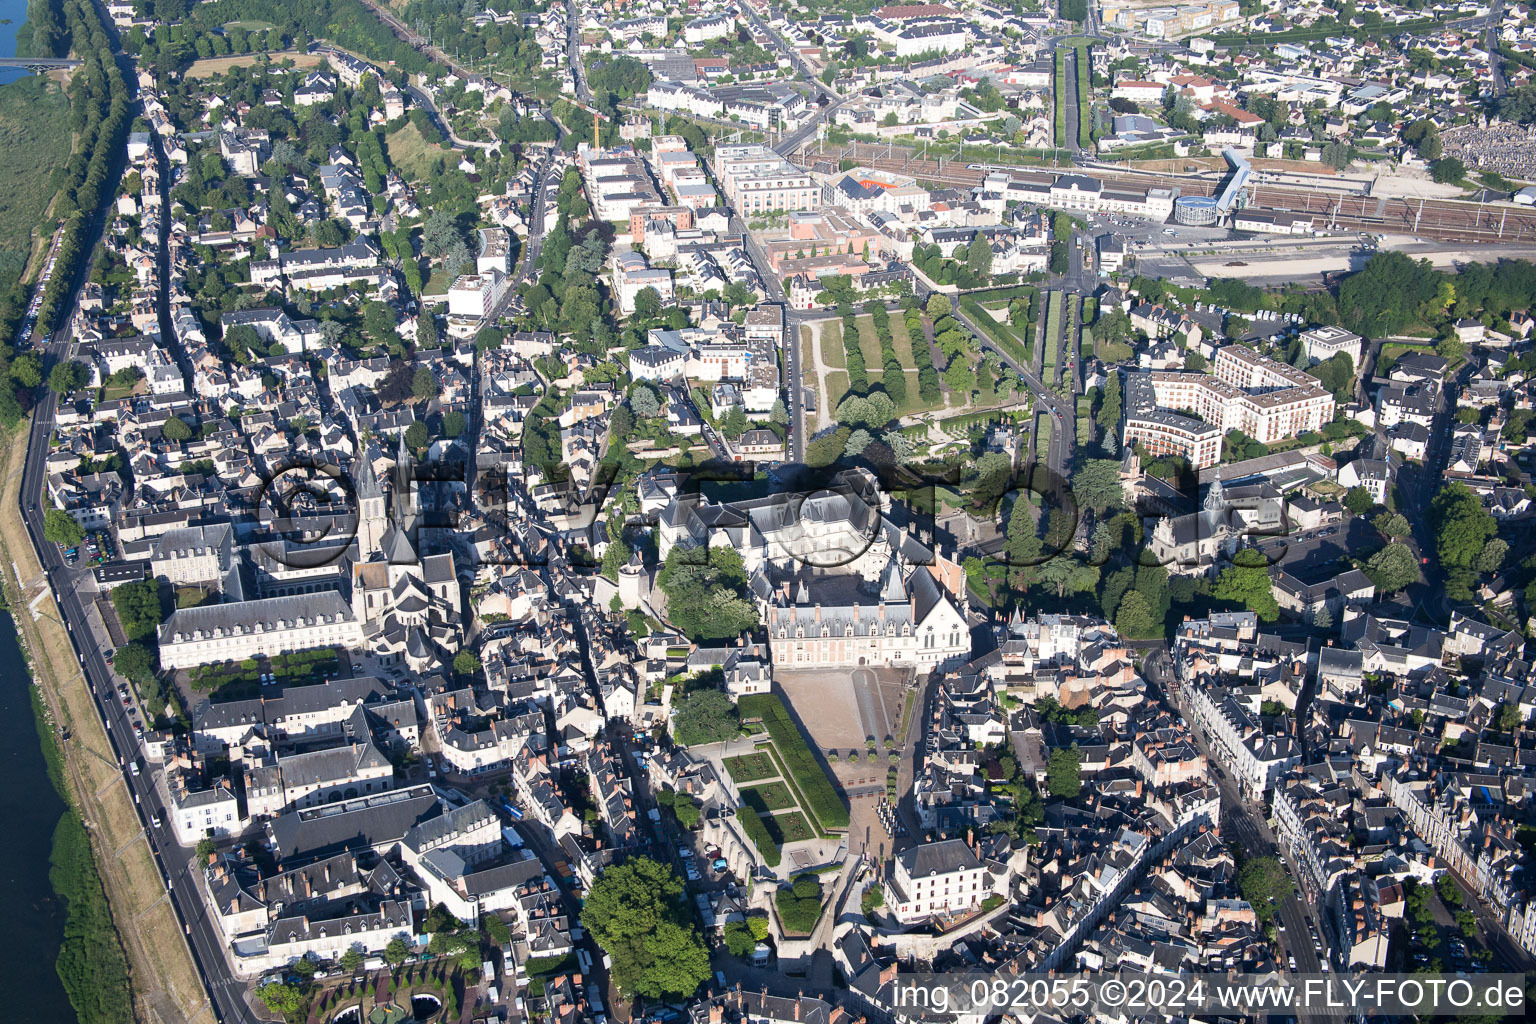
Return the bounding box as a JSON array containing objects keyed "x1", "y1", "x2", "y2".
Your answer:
[
  {"x1": 618, "y1": 546, "x2": 647, "y2": 610},
  {"x1": 355, "y1": 448, "x2": 387, "y2": 561}
]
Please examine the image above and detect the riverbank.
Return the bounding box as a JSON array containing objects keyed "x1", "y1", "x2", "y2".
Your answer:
[
  {"x1": 0, "y1": 425, "x2": 215, "y2": 1024},
  {"x1": 0, "y1": 72, "x2": 73, "y2": 295}
]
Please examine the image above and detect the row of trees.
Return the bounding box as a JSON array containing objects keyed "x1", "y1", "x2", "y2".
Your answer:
[{"x1": 32, "y1": 0, "x2": 135, "y2": 338}]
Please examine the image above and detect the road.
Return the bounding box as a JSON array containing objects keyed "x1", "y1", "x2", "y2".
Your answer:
[
  {"x1": 1154, "y1": 652, "x2": 1331, "y2": 1006},
  {"x1": 948, "y1": 300, "x2": 1075, "y2": 479}
]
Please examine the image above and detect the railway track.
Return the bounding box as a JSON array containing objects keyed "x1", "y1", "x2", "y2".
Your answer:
[{"x1": 807, "y1": 145, "x2": 1536, "y2": 245}]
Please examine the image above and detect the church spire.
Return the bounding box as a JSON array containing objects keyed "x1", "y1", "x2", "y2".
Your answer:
[{"x1": 356, "y1": 446, "x2": 382, "y2": 500}]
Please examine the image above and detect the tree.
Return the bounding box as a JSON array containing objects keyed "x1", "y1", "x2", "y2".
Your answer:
[
  {"x1": 1374, "y1": 511, "x2": 1411, "y2": 539},
  {"x1": 672, "y1": 689, "x2": 739, "y2": 746},
  {"x1": 1047, "y1": 746, "x2": 1082, "y2": 798},
  {"x1": 412, "y1": 366, "x2": 439, "y2": 400},
  {"x1": 194, "y1": 837, "x2": 217, "y2": 860},
  {"x1": 255, "y1": 983, "x2": 304, "y2": 1021},
  {"x1": 1430, "y1": 157, "x2": 1466, "y2": 184},
  {"x1": 630, "y1": 386, "x2": 661, "y2": 419},
  {"x1": 944, "y1": 357, "x2": 975, "y2": 395},
  {"x1": 454, "y1": 650, "x2": 482, "y2": 677},
  {"x1": 1072, "y1": 459, "x2": 1123, "y2": 514},
  {"x1": 723, "y1": 920, "x2": 755, "y2": 957},
  {"x1": 1343, "y1": 485, "x2": 1374, "y2": 515},
  {"x1": 405, "y1": 420, "x2": 430, "y2": 451},
  {"x1": 1211, "y1": 548, "x2": 1279, "y2": 621},
  {"x1": 443, "y1": 410, "x2": 467, "y2": 438},
  {"x1": 1430, "y1": 482, "x2": 1496, "y2": 570},
  {"x1": 111, "y1": 579, "x2": 163, "y2": 643},
  {"x1": 1363, "y1": 543, "x2": 1419, "y2": 593},
  {"x1": 775, "y1": 875, "x2": 824, "y2": 933},
  {"x1": 383, "y1": 937, "x2": 411, "y2": 966},
  {"x1": 44, "y1": 508, "x2": 85, "y2": 547},
  {"x1": 158, "y1": 414, "x2": 194, "y2": 442},
  {"x1": 1475, "y1": 537, "x2": 1508, "y2": 575},
  {"x1": 655, "y1": 546, "x2": 758, "y2": 642},
  {"x1": 339, "y1": 949, "x2": 364, "y2": 973},
  {"x1": 1114, "y1": 589, "x2": 1158, "y2": 638},
  {"x1": 580, "y1": 857, "x2": 711, "y2": 999},
  {"x1": 1237, "y1": 856, "x2": 1294, "y2": 925},
  {"x1": 632, "y1": 287, "x2": 662, "y2": 319},
  {"x1": 11, "y1": 351, "x2": 43, "y2": 388},
  {"x1": 926, "y1": 293, "x2": 951, "y2": 318},
  {"x1": 113, "y1": 643, "x2": 155, "y2": 686},
  {"x1": 49, "y1": 360, "x2": 86, "y2": 394},
  {"x1": 967, "y1": 237, "x2": 993, "y2": 279}
]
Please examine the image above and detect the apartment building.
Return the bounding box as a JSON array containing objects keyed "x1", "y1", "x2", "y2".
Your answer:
[
  {"x1": 712, "y1": 145, "x2": 820, "y2": 214},
  {"x1": 1123, "y1": 347, "x2": 1335, "y2": 469},
  {"x1": 1301, "y1": 324, "x2": 1363, "y2": 367},
  {"x1": 448, "y1": 269, "x2": 510, "y2": 321},
  {"x1": 884, "y1": 838, "x2": 991, "y2": 922}
]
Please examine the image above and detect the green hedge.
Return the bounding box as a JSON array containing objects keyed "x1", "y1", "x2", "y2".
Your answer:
[
  {"x1": 738, "y1": 808, "x2": 782, "y2": 866},
  {"x1": 1053, "y1": 50, "x2": 1068, "y2": 146},
  {"x1": 960, "y1": 299, "x2": 1031, "y2": 368},
  {"x1": 738, "y1": 695, "x2": 849, "y2": 830}
]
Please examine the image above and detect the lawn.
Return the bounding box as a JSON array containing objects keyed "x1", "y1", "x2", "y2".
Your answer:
[
  {"x1": 385, "y1": 120, "x2": 450, "y2": 181},
  {"x1": 819, "y1": 318, "x2": 845, "y2": 371},
  {"x1": 824, "y1": 370, "x2": 848, "y2": 405},
  {"x1": 0, "y1": 75, "x2": 71, "y2": 295},
  {"x1": 741, "y1": 781, "x2": 796, "y2": 812},
  {"x1": 738, "y1": 693, "x2": 849, "y2": 830},
  {"x1": 724, "y1": 752, "x2": 777, "y2": 783},
  {"x1": 822, "y1": 313, "x2": 948, "y2": 419},
  {"x1": 799, "y1": 326, "x2": 821, "y2": 429},
  {"x1": 770, "y1": 810, "x2": 816, "y2": 844},
  {"x1": 1043, "y1": 291, "x2": 1065, "y2": 376}
]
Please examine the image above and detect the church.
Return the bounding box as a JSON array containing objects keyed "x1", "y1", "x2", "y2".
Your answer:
[{"x1": 349, "y1": 439, "x2": 465, "y2": 674}]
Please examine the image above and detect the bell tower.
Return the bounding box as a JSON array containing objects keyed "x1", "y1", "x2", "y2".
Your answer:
[{"x1": 355, "y1": 449, "x2": 387, "y2": 561}]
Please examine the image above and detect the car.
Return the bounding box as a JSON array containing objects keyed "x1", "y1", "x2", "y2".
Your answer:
[
  {"x1": 151, "y1": 813, "x2": 161, "y2": 827},
  {"x1": 129, "y1": 761, "x2": 140, "y2": 776}
]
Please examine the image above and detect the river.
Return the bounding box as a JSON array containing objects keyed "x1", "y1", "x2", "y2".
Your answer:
[
  {"x1": 0, "y1": 0, "x2": 77, "y2": 1009},
  {"x1": 0, "y1": 0, "x2": 30, "y2": 85},
  {"x1": 0, "y1": 606, "x2": 74, "y2": 1023}
]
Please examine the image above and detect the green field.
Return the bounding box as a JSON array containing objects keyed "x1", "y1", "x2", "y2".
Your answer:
[
  {"x1": 769, "y1": 810, "x2": 816, "y2": 844},
  {"x1": 1073, "y1": 41, "x2": 1092, "y2": 150},
  {"x1": 0, "y1": 75, "x2": 72, "y2": 295},
  {"x1": 821, "y1": 313, "x2": 946, "y2": 418},
  {"x1": 385, "y1": 120, "x2": 450, "y2": 181},
  {"x1": 1043, "y1": 291, "x2": 1065, "y2": 377},
  {"x1": 1053, "y1": 49, "x2": 1068, "y2": 147},
  {"x1": 723, "y1": 752, "x2": 776, "y2": 783},
  {"x1": 1076, "y1": 393, "x2": 1093, "y2": 446},
  {"x1": 739, "y1": 694, "x2": 849, "y2": 830},
  {"x1": 742, "y1": 781, "x2": 796, "y2": 813}
]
